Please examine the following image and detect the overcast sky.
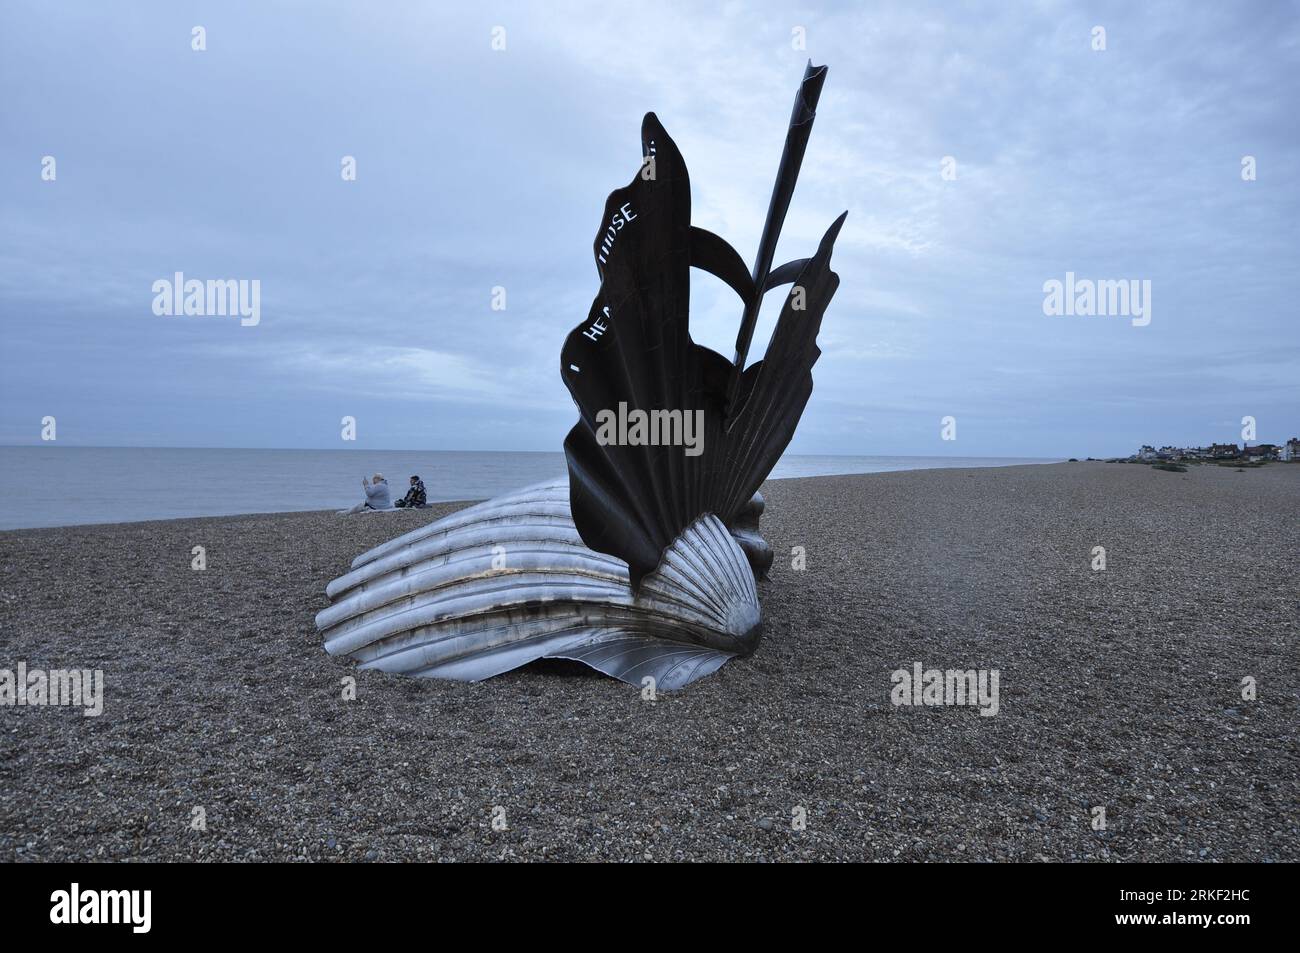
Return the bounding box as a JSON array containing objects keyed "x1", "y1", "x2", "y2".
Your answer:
[{"x1": 1, "y1": 0, "x2": 1296, "y2": 457}]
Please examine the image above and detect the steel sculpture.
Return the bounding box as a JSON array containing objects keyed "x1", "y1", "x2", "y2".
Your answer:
[{"x1": 318, "y1": 63, "x2": 845, "y2": 689}]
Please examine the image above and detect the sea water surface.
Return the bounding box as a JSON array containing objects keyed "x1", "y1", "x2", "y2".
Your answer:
[{"x1": 0, "y1": 447, "x2": 1060, "y2": 530}]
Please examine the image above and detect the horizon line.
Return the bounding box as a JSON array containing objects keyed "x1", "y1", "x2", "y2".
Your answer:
[{"x1": 0, "y1": 444, "x2": 1069, "y2": 459}]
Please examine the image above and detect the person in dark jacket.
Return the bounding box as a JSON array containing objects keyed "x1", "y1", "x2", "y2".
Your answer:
[{"x1": 395, "y1": 474, "x2": 427, "y2": 508}]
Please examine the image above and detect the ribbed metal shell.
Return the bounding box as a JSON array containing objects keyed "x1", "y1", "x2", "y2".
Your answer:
[{"x1": 316, "y1": 479, "x2": 761, "y2": 690}]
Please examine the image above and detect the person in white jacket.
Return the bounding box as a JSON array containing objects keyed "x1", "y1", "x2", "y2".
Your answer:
[{"x1": 340, "y1": 473, "x2": 393, "y2": 514}]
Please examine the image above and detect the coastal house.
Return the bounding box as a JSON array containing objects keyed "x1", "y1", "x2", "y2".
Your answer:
[
  {"x1": 1283, "y1": 438, "x2": 1300, "y2": 461},
  {"x1": 1243, "y1": 444, "x2": 1280, "y2": 462},
  {"x1": 1209, "y1": 443, "x2": 1240, "y2": 459},
  {"x1": 1137, "y1": 445, "x2": 1157, "y2": 461}
]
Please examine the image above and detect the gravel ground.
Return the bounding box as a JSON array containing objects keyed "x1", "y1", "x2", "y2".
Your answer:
[{"x1": 1, "y1": 462, "x2": 1296, "y2": 862}]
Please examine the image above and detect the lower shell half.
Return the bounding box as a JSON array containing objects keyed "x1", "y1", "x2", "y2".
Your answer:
[{"x1": 316, "y1": 479, "x2": 767, "y2": 690}]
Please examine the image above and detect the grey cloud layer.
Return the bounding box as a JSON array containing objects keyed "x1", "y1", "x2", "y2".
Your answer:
[{"x1": 1, "y1": 0, "x2": 1295, "y2": 455}]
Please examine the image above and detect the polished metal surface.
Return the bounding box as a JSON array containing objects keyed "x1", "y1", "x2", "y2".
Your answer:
[{"x1": 317, "y1": 479, "x2": 762, "y2": 690}]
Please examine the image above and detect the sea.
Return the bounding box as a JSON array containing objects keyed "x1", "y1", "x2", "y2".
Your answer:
[{"x1": 0, "y1": 447, "x2": 1061, "y2": 530}]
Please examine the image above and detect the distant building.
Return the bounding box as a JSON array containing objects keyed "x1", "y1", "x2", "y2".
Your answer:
[
  {"x1": 1133, "y1": 439, "x2": 1296, "y2": 462},
  {"x1": 1243, "y1": 444, "x2": 1280, "y2": 462}
]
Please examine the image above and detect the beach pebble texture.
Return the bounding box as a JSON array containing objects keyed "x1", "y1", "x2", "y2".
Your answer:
[{"x1": 1, "y1": 462, "x2": 1296, "y2": 862}]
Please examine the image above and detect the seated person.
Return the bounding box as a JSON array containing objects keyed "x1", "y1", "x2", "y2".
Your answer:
[
  {"x1": 395, "y1": 474, "x2": 427, "y2": 508},
  {"x1": 339, "y1": 473, "x2": 393, "y2": 514}
]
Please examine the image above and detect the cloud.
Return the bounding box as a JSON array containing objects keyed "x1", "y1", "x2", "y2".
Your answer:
[{"x1": 0, "y1": 0, "x2": 1296, "y2": 456}]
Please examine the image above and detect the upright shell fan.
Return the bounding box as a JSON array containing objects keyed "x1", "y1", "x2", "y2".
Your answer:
[
  {"x1": 562, "y1": 62, "x2": 845, "y2": 588},
  {"x1": 316, "y1": 63, "x2": 846, "y2": 690}
]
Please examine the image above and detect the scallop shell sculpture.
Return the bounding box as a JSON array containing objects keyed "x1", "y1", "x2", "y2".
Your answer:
[{"x1": 318, "y1": 63, "x2": 844, "y2": 689}]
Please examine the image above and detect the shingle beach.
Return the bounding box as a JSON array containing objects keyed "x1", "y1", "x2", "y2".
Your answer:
[{"x1": 2, "y1": 462, "x2": 1296, "y2": 862}]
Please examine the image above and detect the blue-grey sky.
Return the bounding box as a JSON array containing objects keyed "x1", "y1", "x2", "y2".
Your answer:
[{"x1": 1, "y1": 0, "x2": 1296, "y2": 457}]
